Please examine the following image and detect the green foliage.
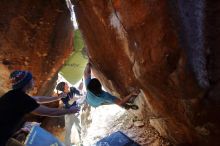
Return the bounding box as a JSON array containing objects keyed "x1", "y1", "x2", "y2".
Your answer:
[{"x1": 59, "y1": 29, "x2": 87, "y2": 84}]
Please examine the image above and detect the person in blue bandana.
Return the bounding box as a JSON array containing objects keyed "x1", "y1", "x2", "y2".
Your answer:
[
  {"x1": 84, "y1": 62, "x2": 140, "y2": 110},
  {"x1": 0, "y1": 70, "x2": 79, "y2": 146}
]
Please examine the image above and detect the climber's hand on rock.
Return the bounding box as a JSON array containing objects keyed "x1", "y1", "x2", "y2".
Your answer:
[{"x1": 130, "y1": 89, "x2": 140, "y2": 97}]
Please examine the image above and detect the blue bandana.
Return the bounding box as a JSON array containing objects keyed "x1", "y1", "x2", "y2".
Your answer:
[{"x1": 10, "y1": 70, "x2": 33, "y2": 89}]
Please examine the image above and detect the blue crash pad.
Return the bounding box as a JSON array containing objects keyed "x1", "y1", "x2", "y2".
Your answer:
[
  {"x1": 24, "y1": 126, "x2": 64, "y2": 146},
  {"x1": 96, "y1": 131, "x2": 140, "y2": 146}
]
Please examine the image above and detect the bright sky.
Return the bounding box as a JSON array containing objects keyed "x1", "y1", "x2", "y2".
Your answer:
[{"x1": 66, "y1": 0, "x2": 78, "y2": 29}]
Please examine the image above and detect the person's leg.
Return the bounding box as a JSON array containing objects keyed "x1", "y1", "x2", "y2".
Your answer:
[
  {"x1": 64, "y1": 115, "x2": 74, "y2": 146},
  {"x1": 73, "y1": 116, "x2": 82, "y2": 144}
]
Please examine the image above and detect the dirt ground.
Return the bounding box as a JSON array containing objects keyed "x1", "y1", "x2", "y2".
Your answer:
[{"x1": 77, "y1": 104, "x2": 171, "y2": 146}]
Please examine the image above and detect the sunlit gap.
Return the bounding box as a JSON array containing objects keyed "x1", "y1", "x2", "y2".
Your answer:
[
  {"x1": 66, "y1": 0, "x2": 78, "y2": 29},
  {"x1": 60, "y1": 1, "x2": 127, "y2": 145}
]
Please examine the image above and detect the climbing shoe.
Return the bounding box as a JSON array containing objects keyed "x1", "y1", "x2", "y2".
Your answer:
[{"x1": 123, "y1": 103, "x2": 139, "y2": 110}]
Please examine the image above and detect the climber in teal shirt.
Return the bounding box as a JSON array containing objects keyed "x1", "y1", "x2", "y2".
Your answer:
[
  {"x1": 84, "y1": 62, "x2": 140, "y2": 109},
  {"x1": 85, "y1": 77, "x2": 117, "y2": 107}
]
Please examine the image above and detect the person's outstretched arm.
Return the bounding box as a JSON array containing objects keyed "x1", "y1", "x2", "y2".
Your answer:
[
  {"x1": 84, "y1": 62, "x2": 92, "y2": 87},
  {"x1": 31, "y1": 96, "x2": 61, "y2": 104},
  {"x1": 78, "y1": 79, "x2": 84, "y2": 91},
  {"x1": 84, "y1": 63, "x2": 91, "y2": 79},
  {"x1": 114, "y1": 90, "x2": 140, "y2": 106},
  {"x1": 31, "y1": 105, "x2": 79, "y2": 117}
]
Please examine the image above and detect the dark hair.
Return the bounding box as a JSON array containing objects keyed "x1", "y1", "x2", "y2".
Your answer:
[
  {"x1": 87, "y1": 78, "x2": 102, "y2": 95},
  {"x1": 56, "y1": 82, "x2": 66, "y2": 92}
]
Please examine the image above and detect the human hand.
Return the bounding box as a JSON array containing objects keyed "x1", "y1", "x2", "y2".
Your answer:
[
  {"x1": 58, "y1": 93, "x2": 67, "y2": 98},
  {"x1": 130, "y1": 89, "x2": 140, "y2": 96},
  {"x1": 68, "y1": 105, "x2": 80, "y2": 114}
]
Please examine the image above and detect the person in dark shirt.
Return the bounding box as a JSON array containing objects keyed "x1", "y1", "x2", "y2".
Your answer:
[
  {"x1": 0, "y1": 70, "x2": 79, "y2": 146},
  {"x1": 56, "y1": 81, "x2": 84, "y2": 146},
  {"x1": 56, "y1": 82, "x2": 82, "y2": 109}
]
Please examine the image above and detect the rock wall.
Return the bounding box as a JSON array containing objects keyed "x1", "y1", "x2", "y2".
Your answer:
[
  {"x1": 0, "y1": 0, "x2": 73, "y2": 139},
  {"x1": 0, "y1": 0, "x2": 73, "y2": 96},
  {"x1": 1, "y1": 0, "x2": 220, "y2": 145},
  {"x1": 73, "y1": 0, "x2": 220, "y2": 145}
]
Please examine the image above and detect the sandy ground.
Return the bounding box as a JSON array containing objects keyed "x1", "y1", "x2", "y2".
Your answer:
[{"x1": 73, "y1": 104, "x2": 171, "y2": 146}]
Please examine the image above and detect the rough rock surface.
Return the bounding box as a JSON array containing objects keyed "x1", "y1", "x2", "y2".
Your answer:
[
  {"x1": 0, "y1": 0, "x2": 73, "y2": 96},
  {"x1": 1, "y1": 0, "x2": 220, "y2": 145},
  {"x1": 81, "y1": 105, "x2": 171, "y2": 146},
  {"x1": 0, "y1": 0, "x2": 73, "y2": 138},
  {"x1": 73, "y1": 0, "x2": 220, "y2": 145}
]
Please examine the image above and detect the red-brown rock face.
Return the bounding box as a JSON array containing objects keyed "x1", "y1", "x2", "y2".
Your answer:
[
  {"x1": 1, "y1": 0, "x2": 220, "y2": 145},
  {"x1": 0, "y1": 0, "x2": 73, "y2": 96},
  {"x1": 73, "y1": 0, "x2": 220, "y2": 145},
  {"x1": 0, "y1": 0, "x2": 73, "y2": 139}
]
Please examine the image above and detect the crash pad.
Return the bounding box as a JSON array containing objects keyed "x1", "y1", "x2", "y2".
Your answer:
[
  {"x1": 24, "y1": 126, "x2": 64, "y2": 146},
  {"x1": 96, "y1": 131, "x2": 140, "y2": 146}
]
